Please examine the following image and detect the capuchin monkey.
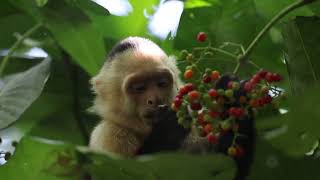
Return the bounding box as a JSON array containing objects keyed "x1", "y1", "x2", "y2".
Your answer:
[
  {"x1": 89, "y1": 37, "x2": 254, "y2": 179},
  {"x1": 89, "y1": 37, "x2": 188, "y2": 157}
]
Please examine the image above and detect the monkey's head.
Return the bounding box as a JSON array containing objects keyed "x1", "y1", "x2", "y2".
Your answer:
[{"x1": 91, "y1": 37, "x2": 181, "y2": 129}]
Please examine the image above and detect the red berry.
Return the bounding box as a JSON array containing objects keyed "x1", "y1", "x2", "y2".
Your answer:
[
  {"x1": 251, "y1": 74, "x2": 261, "y2": 84},
  {"x1": 263, "y1": 95, "x2": 272, "y2": 104},
  {"x1": 236, "y1": 146, "x2": 245, "y2": 157},
  {"x1": 258, "y1": 70, "x2": 268, "y2": 78},
  {"x1": 211, "y1": 71, "x2": 220, "y2": 80},
  {"x1": 204, "y1": 124, "x2": 213, "y2": 134},
  {"x1": 227, "y1": 81, "x2": 234, "y2": 89},
  {"x1": 179, "y1": 86, "x2": 188, "y2": 96},
  {"x1": 265, "y1": 72, "x2": 273, "y2": 82},
  {"x1": 258, "y1": 98, "x2": 265, "y2": 106},
  {"x1": 174, "y1": 98, "x2": 182, "y2": 108},
  {"x1": 209, "y1": 111, "x2": 218, "y2": 118},
  {"x1": 188, "y1": 90, "x2": 200, "y2": 101},
  {"x1": 203, "y1": 74, "x2": 212, "y2": 83},
  {"x1": 198, "y1": 113, "x2": 206, "y2": 126},
  {"x1": 234, "y1": 108, "x2": 244, "y2": 118},
  {"x1": 208, "y1": 89, "x2": 218, "y2": 98},
  {"x1": 207, "y1": 133, "x2": 218, "y2": 144},
  {"x1": 176, "y1": 94, "x2": 183, "y2": 99},
  {"x1": 229, "y1": 107, "x2": 244, "y2": 118},
  {"x1": 184, "y1": 70, "x2": 193, "y2": 80},
  {"x1": 197, "y1": 32, "x2": 207, "y2": 42},
  {"x1": 185, "y1": 83, "x2": 194, "y2": 92},
  {"x1": 190, "y1": 103, "x2": 202, "y2": 110},
  {"x1": 272, "y1": 73, "x2": 282, "y2": 82},
  {"x1": 244, "y1": 82, "x2": 253, "y2": 92}
]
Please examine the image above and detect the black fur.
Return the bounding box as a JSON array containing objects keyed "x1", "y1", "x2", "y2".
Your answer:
[{"x1": 108, "y1": 40, "x2": 137, "y2": 60}]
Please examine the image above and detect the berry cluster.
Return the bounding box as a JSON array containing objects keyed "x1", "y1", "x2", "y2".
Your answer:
[{"x1": 172, "y1": 32, "x2": 284, "y2": 158}]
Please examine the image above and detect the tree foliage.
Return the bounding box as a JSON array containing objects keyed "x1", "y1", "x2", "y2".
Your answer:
[{"x1": 0, "y1": 0, "x2": 320, "y2": 179}]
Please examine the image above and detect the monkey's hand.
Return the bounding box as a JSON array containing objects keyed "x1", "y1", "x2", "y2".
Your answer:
[{"x1": 137, "y1": 105, "x2": 190, "y2": 154}]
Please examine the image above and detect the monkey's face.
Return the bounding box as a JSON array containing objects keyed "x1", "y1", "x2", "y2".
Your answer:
[{"x1": 124, "y1": 68, "x2": 174, "y2": 124}]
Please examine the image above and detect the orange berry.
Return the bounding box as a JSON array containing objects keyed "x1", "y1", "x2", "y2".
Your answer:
[
  {"x1": 204, "y1": 124, "x2": 213, "y2": 134},
  {"x1": 188, "y1": 90, "x2": 200, "y2": 101},
  {"x1": 184, "y1": 69, "x2": 193, "y2": 79},
  {"x1": 239, "y1": 96, "x2": 247, "y2": 104},
  {"x1": 211, "y1": 70, "x2": 220, "y2": 80},
  {"x1": 249, "y1": 99, "x2": 259, "y2": 107}
]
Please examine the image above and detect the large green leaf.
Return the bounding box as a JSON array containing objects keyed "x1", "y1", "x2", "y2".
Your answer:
[
  {"x1": 282, "y1": 16, "x2": 320, "y2": 93},
  {"x1": 253, "y1": 0, "x2": 314, "y2": 20},
  {"x1": 262, "y1": 87, "x2": 320, "y2": 156},
  {"x1": 8, "y1": 0, "x2": 107, "y2": 75},
  {"x1": 0, "y1": 136, "x2": 236, "y2": 180},
  {"x1": 0, "y1": 57, "x2": 51, "y2": 129},
  {"x1": 0, "y1": 14, "x2": 35, "y2": 49},
  {"x1": 247, "y1": 139, "x2": 320, "y2": 180}
]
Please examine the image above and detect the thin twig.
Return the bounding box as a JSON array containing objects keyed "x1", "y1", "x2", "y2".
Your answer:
[
  {"x1": 240, "y1": 0, "x2": 312, "y2": 62},
  {"x1": 0, "y1": 23, "x2": 42, "y2": 76}
]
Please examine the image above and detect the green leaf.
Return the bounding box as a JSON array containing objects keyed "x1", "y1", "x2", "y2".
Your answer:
[
  {"x1": 0, "y1": 136, "x2": 81, "y2": 179},
  {"x1": 0, "y1": 136, "x2": 236, "y2": 180},
  {"x1": 0, "y1": 57, "x2": 51, "y2": 129},
  {"x1": 184, "y1": 0, "x2": 216, "y2": 9},
  {"x1": 248, "y1": 139, "x2": 320, "y2": 180},
  {"x1": 8, "y1": 0, "x2": 107, "y2": 75},
  {"x1": 282, "y1": 16, "x2": 320, "y2": 93},
  {"x1": 35, "y1": 0, "x2": 48, "y2": 7},
  {"x1": 0, "y1": 14, "x2": 35, "y2": 49},
  {"x1": 253, "y1": 0, "x2": 314, "y2": 21},
  {"x1": 256, "y1": 86, "x2": 320, "y2": 156}
]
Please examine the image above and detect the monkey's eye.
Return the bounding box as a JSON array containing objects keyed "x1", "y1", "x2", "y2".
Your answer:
[
  {"x1": 131, "y1": 83, "x2": 146, "y2": 93},
  {"x1": 157, "y1": 78, "x2": 170, "y2": 88}
]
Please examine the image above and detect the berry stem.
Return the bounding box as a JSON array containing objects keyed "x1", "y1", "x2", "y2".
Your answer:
[
  {"x1": 233, "y1": 62, "x2": 241, "y2": 74},
  {"x1": 0, "y1": 23, "x2": 43, "y2": 76},
  {"x1": 239, "y1": 0, "x2": 316, "y2": 64},
  {"x1": 194, "y1": 47, "x2": 238, "y2": 59},
  {"x1": 220, "y1": 42, "x2": 245, "y2": 54}
]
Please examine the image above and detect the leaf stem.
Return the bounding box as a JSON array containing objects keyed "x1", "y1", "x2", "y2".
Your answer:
[
  {"x1": 239, "y1": 0, "x2": 315, "y2": 63},
  {"x1": 0, "y1": 23, "x2": 42, "y2": 76}
]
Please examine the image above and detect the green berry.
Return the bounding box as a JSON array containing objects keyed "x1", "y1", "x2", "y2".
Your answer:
[
  {"x1": 177, "y1": 111, "x2": 184, "y2": 118},
  {"x1": 217, "y1": 89, "x2": 225, "y2": 96},
  {"x1": 205, "y1": 68, "x2": 212, "y2": 74},
  {"x1": 178, "y1": 117, "x2": 185, "y2": 124},
  {"x1": 190, "y1": 111, "x2": 198, "y2": 118},
  {"x1": 204, "y1": 114, "x2": 213, "y2": 122},
  {"x1": 221, "y1": 120, "x2": 231, "y2": 131},
  {"x1": 225, "y1": 89, "x2": 234, "y2": 98},
  {"x1": 186, "y1": 53, "x2": 193, "y2": 62},
  {"x1": 180, "y1": 50, "x2": 188, "y2": 59},
  {"x1": 232, "y1": 82, "x2": 240, "y2": 90},
  {"x1": 186, "y1": 66, "x2": 192, "y2": 70}
]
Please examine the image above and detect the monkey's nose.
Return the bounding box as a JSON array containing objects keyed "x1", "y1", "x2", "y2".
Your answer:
[{"x1": 147, "y1": 99, "x2": 154, "y2": 105}]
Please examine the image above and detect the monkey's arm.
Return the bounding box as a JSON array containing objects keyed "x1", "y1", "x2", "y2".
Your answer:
[{"x1": 89, "y1": 121, "x2": 141, "y2": 157}]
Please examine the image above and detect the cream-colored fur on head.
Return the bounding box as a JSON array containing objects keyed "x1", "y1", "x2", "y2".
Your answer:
[{"x1": 89, "y1": 37, "x2": 181, "y2": 156}]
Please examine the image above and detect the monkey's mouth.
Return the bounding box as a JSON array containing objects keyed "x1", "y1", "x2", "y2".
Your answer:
[{"x1": 142, "y1": 105, "x2": 169, "y2": 124}]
